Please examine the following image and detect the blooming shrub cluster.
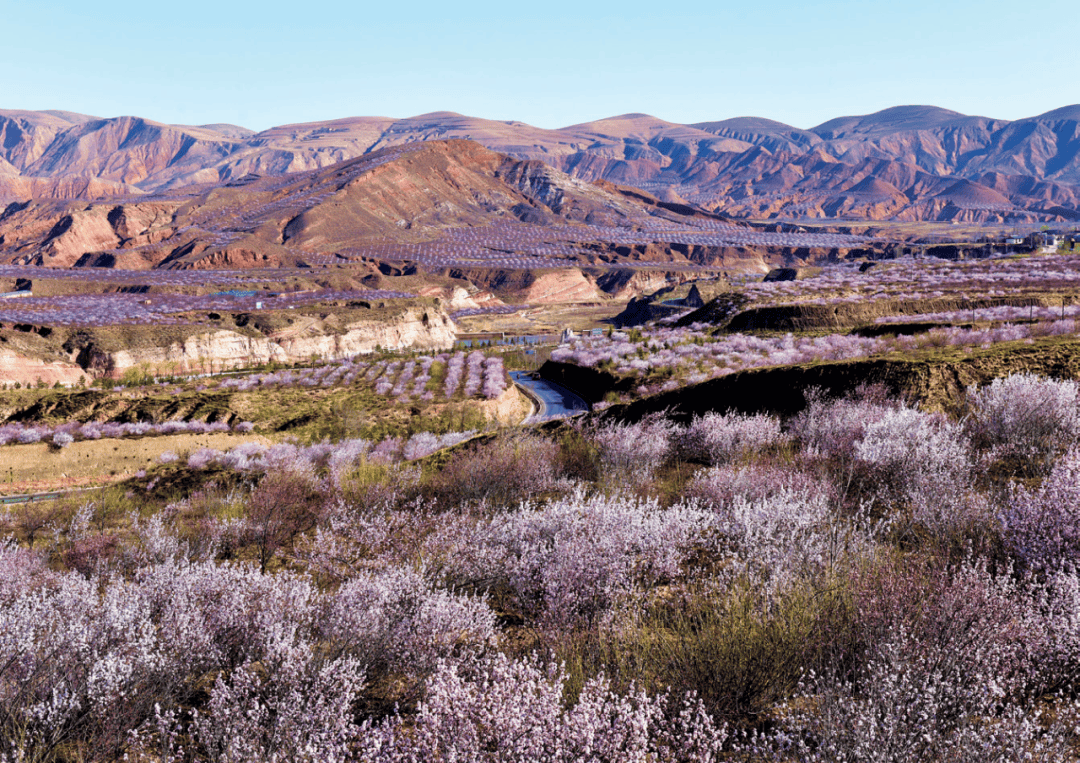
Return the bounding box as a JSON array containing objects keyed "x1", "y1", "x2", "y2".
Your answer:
[
  {"x1": 0, "y1": 418, "x2": 248, "y2": 447},
  {"x1": 8, "y1": 371, "x2": 1080, "y2": 760},
  {"x1": 552, "y1": 320, "x2": 1080, "y2": 397},
  {"x1": 182, "y1": 429, "x2": 478, "y2": 475},
  {"x1": 432, "y1": 489, "x2": 718, "y2": 628},
  {"x1": 1003, "y1": 447, "x2": 1080, "y2": 573},
  {"x1": 0, "y1": 546, "x2": 498, "y2": 763},
  {"x1": 585, "y1": 415, "x2": 680, "y2": 486},
  {"x1": 964, "y1": 372, "x2": 1080, "y2": 471},
  {"x1": 678, "y1": 411, "x2": 787, "y2": 464},
  {"x1": 363, "y1": 653, "x2": 729, "y2": 763}
]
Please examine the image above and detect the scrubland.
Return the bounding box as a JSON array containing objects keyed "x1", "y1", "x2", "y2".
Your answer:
[
  {"x1": 7, "y1": 369, "x2": 1080, "y2": 761},
  {"x1": 10, "y1": 250, "x2": 1080, "y2": 761}
]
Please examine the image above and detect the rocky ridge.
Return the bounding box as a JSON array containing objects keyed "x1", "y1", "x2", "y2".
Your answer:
[
  {"x1": 0, "y1": 303, "x2": 456, "y2": 386},
  {"x1": 0, "y1": 139, "x2": 825, "y2": 277},
  {"x1": 3, "y1": 105, "x2": 1080, "y2": 222}
]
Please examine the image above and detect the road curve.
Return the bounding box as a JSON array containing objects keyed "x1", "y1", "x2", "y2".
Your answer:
[{"x1": 510, "y1": 371, "x2": 590, "y2": 423}]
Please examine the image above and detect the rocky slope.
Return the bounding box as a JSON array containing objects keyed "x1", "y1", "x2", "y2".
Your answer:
[
  {"x1": 3, "y1": 105, "x2": 1080, "y2": 222},
  {"x1": 1, "y1": 139, "x2": 818, "y2": 274},
  {"x1": 0, "y1": 301, "x2": 456, "y2": 386}
]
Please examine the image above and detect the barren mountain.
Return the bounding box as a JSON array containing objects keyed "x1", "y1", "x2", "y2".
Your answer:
[
  {"x1": 3, "y1": 105, "x2": 1080, "y2": 222},
  {"x1": 3, "y1": 139, "x2": 834, "y2": 273}
]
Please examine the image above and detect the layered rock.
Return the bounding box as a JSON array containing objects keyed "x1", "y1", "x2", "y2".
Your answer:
[
  {"x1": 103, "y1": 306, "x2": 457, "y2": 376},
  {"x1": 0, "y1": 304, "x2": 457, "y2": 385},
  {"x1": 0, "y1": 346, "x2": 86, "y2": 386}
]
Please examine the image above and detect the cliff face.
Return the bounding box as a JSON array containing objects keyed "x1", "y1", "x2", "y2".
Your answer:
[
  {"x1": 0, "y1": 305, "x2": 457, "y2": 385},
  {"x1": 0, "y1": 346, "x2": 87, "y2": 386},
  {"x1": 105, "y1": 306, "x2": 457, "y2": 375},
  {"x1": 474, "y1": 384, "x2": 530, "y2": 424}
]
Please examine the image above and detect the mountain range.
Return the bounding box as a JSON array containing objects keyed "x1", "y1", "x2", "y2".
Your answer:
[
  {"x1": 3, "y1": 105, "x2": 1080, "y2": 223},
  {"x1": 5, "y1": 139, "x2": 835, "y2": 274}
]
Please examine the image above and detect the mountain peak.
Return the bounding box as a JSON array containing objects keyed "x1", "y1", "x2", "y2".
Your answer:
[
  {"x1": 1023, "y1": 105, "x2": 1080, "y2": 122},
  {"x1": 811, "y1": 105, "x2": 988, "y2": 138}
]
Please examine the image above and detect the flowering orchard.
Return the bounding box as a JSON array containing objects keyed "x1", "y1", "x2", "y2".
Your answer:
[
  {"x1": 735, "y1": 252, "x2": 1080, "y2": 308},
  {"x1": 0, "y1": 419, "x2": 249, "y2": 448},
  {"x1": 0, "y1": 288, "x2": 412, "y2": 327},
  {"x1": 179, "y1": 429, "x2": 478, "y2": 475},
  {"x1": 210, "y1": 349, "x2": 508, "y2": 402},
  {"x1": 553, "y1": 320, "x2": 1080, "y2": 397},
  {"x1": 5, "y1": 372, "x2": 1080, "y2": 759}
]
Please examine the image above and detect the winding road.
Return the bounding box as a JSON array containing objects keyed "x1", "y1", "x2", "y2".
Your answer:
[{"x1": 510, "y1": 371, "x2": 591, "y2": 423}]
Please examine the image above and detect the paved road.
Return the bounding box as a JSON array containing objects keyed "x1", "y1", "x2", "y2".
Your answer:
[
  {"x1": 0, "y1": 486, "x2": 102, "y2": 506},
  {"x1": 510, "y1": 371, "x2": 591, "y2": 422}
]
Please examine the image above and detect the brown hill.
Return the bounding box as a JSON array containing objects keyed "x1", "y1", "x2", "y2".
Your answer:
[
  {"x1": 3, "y1": 105, "x2": 1080, "y2": 222},
  {"x1": 810, "y1": 105, "x2": 989, "y2": 138},
  {"x1": 3, "y1": 140, "x2": 808, "y2": 272}
]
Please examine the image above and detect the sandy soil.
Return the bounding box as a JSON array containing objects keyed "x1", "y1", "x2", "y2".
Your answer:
[{"x1": 0, "y1": 432, "x2": 269, "y2": 495}]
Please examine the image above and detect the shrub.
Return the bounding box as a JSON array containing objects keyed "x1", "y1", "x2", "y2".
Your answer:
[
  {"x1": 854, "y1": 406, "x2": 976, "y2": 518},
  {"x1": 0, "y1": 569, "x2": 158, "y2": 761},
  {"x1": 1003, "y1": 446, "x2": 1080, "y2": 573},
  {"x1": 185, "y1": 625, "x2": 365, "y2": 763},
  {"x1": 337, "y1": 463, "x2": 422, "y2": 513},
  {"x1": 432, "y1": 431, "x2": 559, "y2": 507},
  {"x1": 965, "y1": 372, "x2": 1080, "y2": 473},
  {"x1": 12, "y1": 500, "x2": 66, "y2": 550},
  {"x1": 744, "y1": 556, "x2": 1067, "y2": 761},
  {"x1": 361, "y1": 652, "x2": 729, "y2": 762},
  {"x1": 187, "y1": 447, "x2": 221, "y2": 470},
  {"x1": 789, "y1": 391, "x2": 892, "y2": 462},
  {"x1": 320, "y1": 565, "x2": 497, "y2": 675},
  {"x1": 402, "y1": 431, "x2": 440, "y2": 461},
  {"x1": 63, "y1": 533, "x2": 121, "y2": 577},
  {"x1": 51, "y1": 431, "x2": 74, "y2": 448},
  {"x1": 586, "y1": 414, "x2": 678, "y2": 488},
  {"x1": 750, "y1": 640, "x2": 1077, "y2": 762},
  {"x1": 245, "y1": 472, "x2": 323, "y2": 573},
  {"x1": 368, "y1": 436, "x2": 403, "y2": 465},
  {"x1": 579, "y1": 572, "x2": 856, "y2": 723},
  {"x1": 722, "y1": 488, "x2": 856, "y2": 585},
  {"x1": 678, "y1": 411, "x2": 786, "y2": 465},
  {"x1": 435, "y1": 489, "x2": 715, "y2": 629},
  {"x1": 16, "y1": 428, "x2": 43, "y2": 444}
]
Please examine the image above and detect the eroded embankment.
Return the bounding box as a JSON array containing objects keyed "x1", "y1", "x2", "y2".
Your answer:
[
  {"x1": 537, "y1": 361, "x2": 637, "y2": 404},
  {"x1": 0, "y1": 300, "x2": 457, "y2": 385},
  {"x1": 2, "y1": 389, "x2": 242, "y2": 427},
  {"x1": 546, "y1": 338, "x2": 1080, "y2": 423},
  {"x1": 719, "y1": 295, "x2": 1060, "y2": 332}
]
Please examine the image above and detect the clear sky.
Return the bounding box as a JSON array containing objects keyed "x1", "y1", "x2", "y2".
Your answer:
[{"x1": 4, "y1": 0, "x2": 1077, "y2": 132}]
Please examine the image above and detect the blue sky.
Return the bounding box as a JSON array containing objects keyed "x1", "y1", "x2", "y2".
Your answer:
[{"x1": 4, "y1": 0, "x2": 1077, "y2": 131}]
